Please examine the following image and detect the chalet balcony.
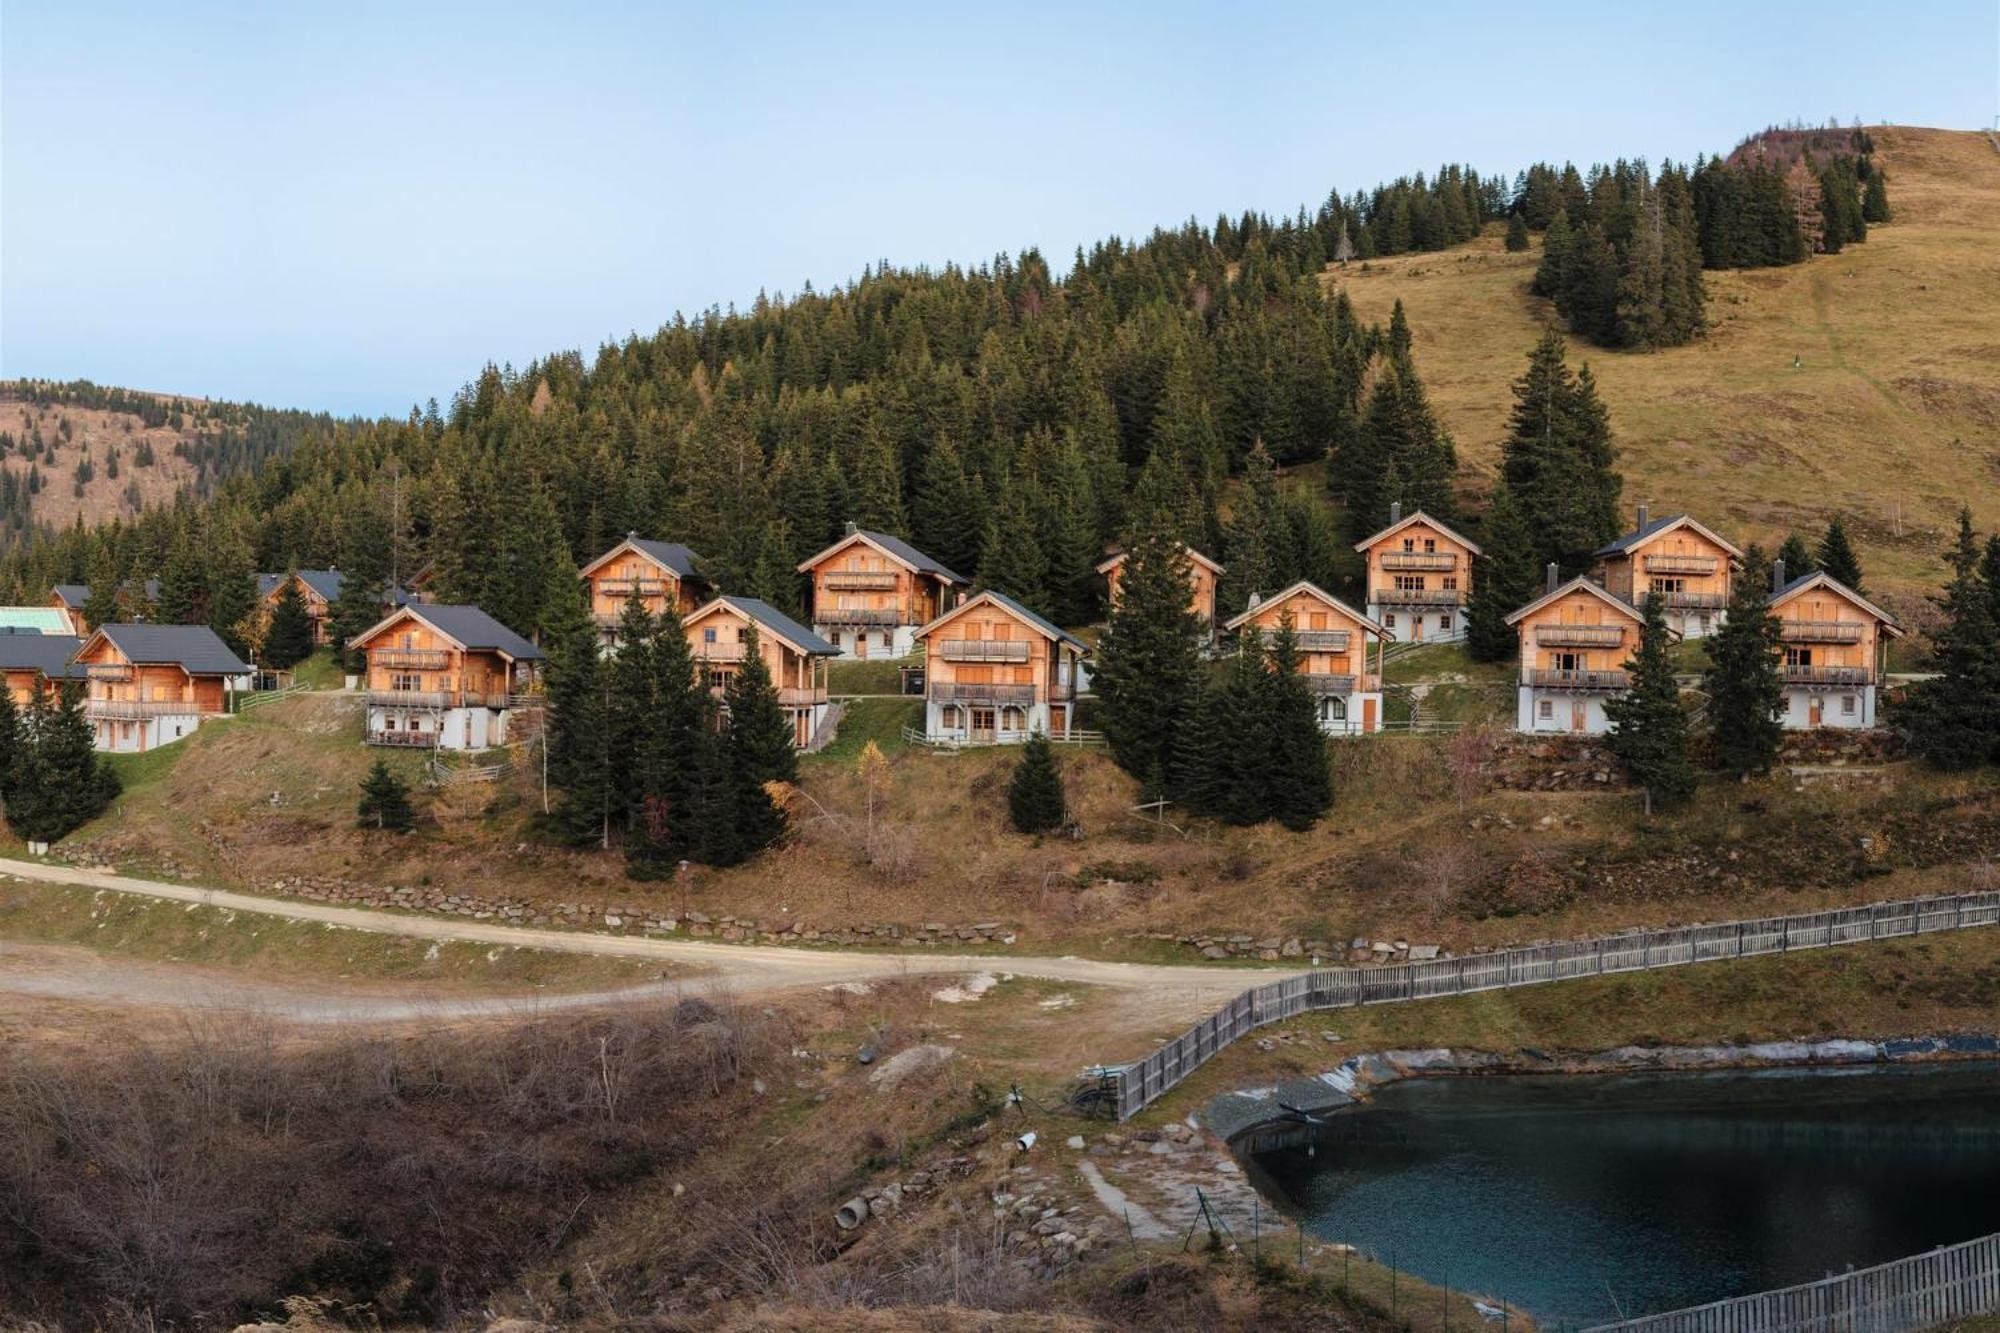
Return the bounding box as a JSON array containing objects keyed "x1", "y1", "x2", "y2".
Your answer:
[
  {"x1": 1782, "y1": 664, "x2": 1873, "y2": 686},
  {"x1": 595, "y1": 577, "x2": 670, "y2": 597},
  {"x1": 86, "y1": 698, "x2": 206, "y2": 720},
  {"x1": 1302, "y1": 673, "x2": 1357, "y2": 695},
  {"x1": 1779, "y1": 620, "x2": 1866, "y2": 644},
  {"x1": 85, "y1": 663, "x2": 133, "y2": 681},
  {"x1": 816, "y1": 606, "x2": 901, "y2": 626},
  {"x1": 935, "y1": 639, "x2": 1032, "y2": 663},
  {"x1": 822, "y1": 571, "x2": 898, "y2": 591},
  {"x1": 1524, "y1": 667, "x2": 1630, "y2": 692},
  {"x1": 1375, "y1": 586, "x2": 1466, "y2": 606},
  {"x1": 1644, "y1": 553, "x2": 1719, "y2": 575},
  {"x1": 1534, "y1": 624, "x2": 1627, "y2": 648},
  {"x1": 931, "y1": 681, "x2": 1037, "y2": 705},
  {"x1": 1380, "y1": 551, "x2": 1458, "y2": 572},
  {"x1": 368, "y1": 689, "x2": 514, "y2": 710},
  {"x1": 1645, "y1": 589, "x2": 1728, "y2": 610},
  {"x1": 776, "y1": 686, "x2": 829, "y2": 707},
  {"x1": 370, "y1": 648, "x2": 451, "y2": 670},
  {"x1": 367, "y1": 728, "x2": 441, "y2": 748},
  {"x1": 1253, "y1": 628, "x2": 1352, "y2": 652},
  {"x1": 692, "y1": 642, "x2": 749, "y2": 661}
]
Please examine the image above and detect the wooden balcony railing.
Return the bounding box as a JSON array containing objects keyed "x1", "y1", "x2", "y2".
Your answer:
[
  {"x1": 1534, "y1": 624, "x2": 1627, "y2": 648},
  {"x1": 85, "y1": 663, "x2": 133, "y2": 681},
  {"x1": 1645, "y1": 589, "x2": 1728, "y2": 610},
  {"x1": 595, "y1": 577, "x2": 671, "y2": 597},
  {"x1": 1524, "y1": 668, "x2": 1631, "y2": 691},
  {"x1": 367, "y1": 728, "x2": 441, "y2": 748},
  {"x1": 931, "y1": 681, "x2": 1037, "y2": 705},
  {"x1": 1380, "y1": 551, "x2": 1458, "y2": 572},
  {"x1": 1375, "y1": 586, "x2": 1466, "y2": 606},
  {"x1": 367, "y1": 689, "x2": 514, "y2": 710},
  {"x1": 776, "y1": 686, "x2": 828, "y2": 707},
  {"x1": 1644, "y1": 553, "x2": 1719, "y2": 575},
  {"x1": 1779, "y1": 620, "x2": 1866, "y2": 644},
  {"x1": 86, "y1": 698, "x2": 206, "y2": 720},
  {"x1": 1782, "y1": 664, "x2": 1873, "y2": 686},
  {"x1": 370, "y1": 648, "x2": 451, "y2": 670},
  {"x1": 692, "y1": 642, "x2": 749, "y2": 661},
  {"x1": 817, "y1": 607, "x2": 902, "y2": 626},
  {"x1": 1302, "y1": 673, "x2": 1359, "y2": 695},
  {"x1": 935, "y1": 639, "x2": 1032, "y2": 663},
  {"x1": 1254, "y1": 628, "x2": 1352, "y2": 652},
  {"x1": 822, "y1": 571, "x2": 898, "y2": 591}
]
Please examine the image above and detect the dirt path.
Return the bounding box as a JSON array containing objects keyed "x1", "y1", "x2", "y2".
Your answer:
[{"x1": 0, "y1": 857, "x2": 1296, "y2": 1020}]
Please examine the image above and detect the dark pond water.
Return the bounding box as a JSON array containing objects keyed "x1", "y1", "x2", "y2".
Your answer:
[{"x1": 1243, "y1": 1062, "x2": 2000, "y2": 1327}]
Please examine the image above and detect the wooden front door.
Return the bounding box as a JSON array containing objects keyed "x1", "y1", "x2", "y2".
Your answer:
[
  {"x1": 855, "y1": 630, "x2": 868, "y2": 660},
  {"x1": 1411, "y1": 613, "x2": 1424, "y2": 642},
  {"x1": 1808, "y1": 695, "x2": 1824, "y2": 728},
  {"x1": 1361, "y1": 697, "x2": 1378, "y2": 733},
  {"x1": 1570, "y1": 701, "x2": 1587, "y2": 733},
  {"x1": 971, "y1": 707, "x2": 996, "y2": 741}
]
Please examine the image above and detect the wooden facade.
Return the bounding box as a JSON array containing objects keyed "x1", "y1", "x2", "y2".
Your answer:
[
  {"x1": 1507, "y1": 576, "x2": 1653, "y2": 735},
  {"x1": 352, "y1": 605, "x2": 541, "y2": 751},
  {"x1": 72, "y1": 626, "x2": 245, "y2": 753},
  {"x1": 685, "y1": 596, "x2": 836, "y2": 749},
  {"x1": 1096, "y1": 543, "x2": 1224, "y2": 628},
  {"x1": 1594, "y1": 508, "x2": 1742, "y2": 639},
  {"x1": 1353, "y1": 507, "x2": 1479, "y2": 644},
  {"x1": 1223, "y1": 581, "x2": 1387, "y2": 735},
  {"x1": 1768, "y1": 570, "x2": 1902, "y2": 729},
  {"x1": 581, "y1": 537, "x2": 707, "y2": 642},
  {"x1": 916, "y1": 590, "x2": 1086, "y2": 744},
  {"x1": 798, "y1": 528, "x2": 962, "y2": 659}
]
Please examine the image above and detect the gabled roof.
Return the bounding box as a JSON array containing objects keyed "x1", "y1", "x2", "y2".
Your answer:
[
  {"x1": 261, "y1": 569, "x2": 346, "y2": 603},
  {"x1": 352, "y1": 604, "x2": 545, "y2": 662},
  {"x1": 1593, "y1": 512, "x2": 1743, "y2": 560},
  {"x1": 83, "y1": 624, "x2": 251, "y2": 675},
  {"x1": 798, "y1": 528, "x2": 965, "y2": 584},
  {"x1": 0, "y1": 634, "x2": 87, "y2": 679},
  {"x1": 1351, "y1": 509, "x2": 1483, "y2": 556},
  {"x1": 688, "y1": 595, "x2": 838, "y2": 656},
  {"x1": 1504, "y1": 577, "x2": 1651, "y2": 627},
  {"x1": 1222, "y1": 580, "x2": 1388, "y2": 638},
  {"x1": 915, "y1": 589, "x2": 1089, "y2": 652},
  {"x1": 1768, "y1": 571, "x2": 1904, "y2": 637},
  {"x1": 52, "y1": 584, "x2": 89, "y2": 609},
  {"x1": 0, "y1": 606, "x2": 77, "y2": 635},
  {"x1": 1094, "y1": 543, "x2": 1225, "y2": 576},
  {"x1": 580, "y1": 535, "x2": 704, "y2": 581}
]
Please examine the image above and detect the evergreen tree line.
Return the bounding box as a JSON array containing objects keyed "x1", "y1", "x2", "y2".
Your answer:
[
  {"x1": 539, "y1": 573, "x2": 794, "y2": 870},
  {"x1": 1902, "y1": 511, "x2": 2000, "y2": 771},
  {"x1": 0, "y1": 684, "x2": 121, "y2": 844}
]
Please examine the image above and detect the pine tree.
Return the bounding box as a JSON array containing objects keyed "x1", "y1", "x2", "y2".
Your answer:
[
  {"x1": 1904, "y1": 510, "x2": 2000, "y2": 770},
  {"x1": 262, "y1": 578, "x2": 316, "y2": 670},
  {"x1": 327, "y1": 506, "x2": 392, "y2": 671},
  {"x1": 82, "y1": 548, "x2": 121, "y2": 632},
  {"x1": 1216, "y1": 630, "x2": 1276, "y2": 826},
  {"x1": 1498, "y1": 329, "x2": 1622, "y2": 573},
  {"x1": 627, "y1": 602, "x2": 712, "y2": 875},
  {"x1": 540, "y1": 554, "x2": 612, "y2": 847},
  {"x1": 1704, "y1": 548, "x2": 1786, "y2": 778},
  {"x1": 8, "y1": 683, "x2": 120, "y2": 844},
  {"x1": 1094, "y1": 512, "x2": 1207, "y2": 801},
  {"x1": 1465, "y1": 483, "x2": 1540, "y2": 662},
  {"x1": 1815, "y1": 517, "x2": 1863, "y2": 592},
  {"x1": 1862, "y1": 168, "x2": 1892, "y2": 224},
  {"x1": 1219, "y1": 441, "x2": 1279, "y2": 614},
  {"x1": 356, "y1": 759, "x2": 415, "y2": 832},
  {"x1": 912, "y1": 433, "x2": 981, "y2": 578},
  {"x1": 1505, "y1": 213, "x2": 1531, "y2": 253},
  {"x1": 1263, "y1": 615, "x2": 1333, "y2": 830},
  {"x1": 604, "y1": 590, "x2": 658, "y2": 825},
  {"x1": 1775, "y1": 533, "x2": 1818, "y2": 581},
  {"x1": 1007, "y1": 730, "x2": 1067, "y2": 833},
  {"x1": 724, "y1": 623, "x2": 798, "y2": 787},
  {"x1": 975, "y1": 494, "x2": 1050, "y2": 614},
  {"x1": 1603, "y1": 594, "x2": 1694, "y2": 811},
  {"x1": 154, "y1": 524, "x2": 206, "y2": 624},
  {"x1": 718, "y1": 668, "x2": 787, "y2": 864},
  {"x1": 0, "y1": 685, "x2": 20, "y2": 812},
  {"x1": 206, "y1": 528, "x2": 261, "y2": 659}
]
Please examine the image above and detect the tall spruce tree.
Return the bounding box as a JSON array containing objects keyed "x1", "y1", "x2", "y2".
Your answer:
[
  {"x1": 7, "y1": 683, "x2": 120, "y2": 844},
  {"x1": 154, "y1": 524, "x2": 205, "y2": 625},
  {"x1": 1094, "y1": 513, "x2": 1206, "y2": 801},
  {"x1": 206, "y1": 528, "x2": 261, "y2": 658},
  {"x1": 262, "y1": 578, "x2": 315, "y2": 670},
  {"x1": 1215, "y1": 630, "x2": 1277, "y2": 826},
  {"x1": 1264, "y1": 615, "x2": 1333, "y2": 830},
  {"x1": 1703, "y1": 548, "x2": 1786, "y2": 778},
  {"x1": 627, "y1": 602, "x2": 713, "y2": 875},
  {"x1": 356, "y1": 759, "x2": 415, "y2": 832},
  {"x1": 0, "y1": 685, "x2": 20, "y2": 812},
  {"x1": 1904, "y1": 510, "x2": 2000, "y2": 770},
  {"x1": 1007, "y1": 730, "x2": 1067, "y2": 834},
  {"x1": 540, "y1": 555, "x2": 612, "y2": 847},
  {"x1": 1465, "y1": 483, "x2": 1540, "y2": 662},
  {"x1": 1603, "y1": 593, "x2": 1694, "y2": 812},
  {"x1": 1498, "y1": 329, "x2": 1621, "y2": 573},
  {"x1": 1815, "y1": 517, "x2": 1863, "y2": 591},
  {"x1": 976, "y1": 493, "x2": 1051, "y2": 615},
  {"x1": 724, "y1": 624, "x2": 798, "y2": 787},
  {"x1": 328, "y1": 506, "x2": 393, "y2": 671},
  {"x1": 1219, "y1": 441, "x2": 1279, "y2": 614},
  {"x1": 603, "y1": 590, "x2": 658, "y2": 826},
  {"x1": 1504, "y1": 213, "x2": 1531, "y2": 253},
  {"x1": 1775, "y1": 533, "x2": 1818, "y2": 581}
]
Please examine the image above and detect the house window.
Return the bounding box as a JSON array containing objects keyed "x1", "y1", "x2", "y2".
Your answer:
[
  {"x1": 391, "y1": 672, "x2": 421, "y2": 692},
  {"x1": 1001, "y1": 706, "x2": 1024, "y2": 732},
  {"x1": 1401, "y1": 538, "x2": 1415, "y2": 552},
  {"x1": 1442, "y1": 576, "x2": 1459, "y2": 591},
  {"x1": 1394, "y1": 575, "x2": 1426, "y2": 591},
  {"x1": 383, "y1": 717, "x2": 399, "y2": 731},
  {"x1": 1384, "y1": 613, "x2": 1397, "y2": 630},
  {"x1": 1322, "y1": 697, "x2": 1347, "y2": 721},
  {"x1": 703, "y1": 628, "x2": 718, "y2": 644},
  {"x1": 829, "y1": 630, "x2": 841, "y2": 648},
  {"x1": 1698, "y1": 614, "x2": 1712, "y2": 634},
  {"x1": 1785, "y1": 647, "x2": 1812, "y2": 667},
  {"x1": 1841, "y1": 695, "x2": 1856, "y2": 716},
  {"x1": 1538, "y1": 699, "x2": 1554, "y2": 720},
  {"x1": 706, "y1": 670, "x2": 729, "y2": 690},
  {"x1": 1423, "y1": 538, "x2": 1436, "y2": 552},
  {"x1": 942, "y1": 705, "x2": 960, "y2": 728},
  {"x1": 1438, "y1": 614, "x2": 1452, "y2": 632}
]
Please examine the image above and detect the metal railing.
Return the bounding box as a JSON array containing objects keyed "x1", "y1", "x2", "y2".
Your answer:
[
  {"x1": 822, "y1": 571, "x2": 898, "y2": 591},
  {"x1": 1523, "y1": 667, "x2": 1631, "y2": 691},
  {"x1": 1643, "y1": 553, "x2": 1719, "y2": 575},
  {"x1": 1778, "y1": 619, "x2": 1866, "y2": 644},
  {"x1": 1782, "y1": 664, "x2": 1873, "y2": 686},
  {"x1": 1582, "y1": 1231, "x2": 2000, "y2": 1333},
  {"x1": 1374, "y1": 586, "x2": 1465, "y2": 606},
  {"x1": 934, "y1": 639, "x2": 1032, "y2": 663},
  {"x1": 1112, "y1": 890, "x2": 2000, "y2": 1120},
  {"x1": 1380, "y1": 551, "x2": 1458, "y2": 571},
  {"x1": 930, "y1": 681, "x2": 1037, "y2": 704},
  {"x1": 1534, "y1": 624, "x2": 1628, "y2": 648}
]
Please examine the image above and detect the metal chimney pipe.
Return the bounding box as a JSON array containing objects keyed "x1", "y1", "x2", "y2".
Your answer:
[
  {"x1": 1772, "y1": 558, "x2": 1785, "y2": 593},
  {"x1": 1636, "y1": 503, "x2": 1649, "y2": 530},
  {"x1": 1546, "y1": 562, "x2": 1560, "y2": 595},
  {"x1": 1389, "y1": 500, "x2": 1402, "y2": 526}
]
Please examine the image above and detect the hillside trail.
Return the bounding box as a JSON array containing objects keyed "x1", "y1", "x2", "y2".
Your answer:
[{"x1": 0, "y1": 857, "x2": 1297, "y2": 1026}]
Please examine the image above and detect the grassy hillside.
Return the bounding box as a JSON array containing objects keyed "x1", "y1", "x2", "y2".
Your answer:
[{"x1": 1330, "y1": 126, "x2": 2000, "y2": 602}]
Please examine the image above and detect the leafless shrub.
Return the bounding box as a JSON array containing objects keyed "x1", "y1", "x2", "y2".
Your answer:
[
  {"x1": 1413, "y1": 838, "x2": 1481, "y2": 924},
  {"x1": 1445, "y1": 726, "x2": 1502, "y2": 803}
]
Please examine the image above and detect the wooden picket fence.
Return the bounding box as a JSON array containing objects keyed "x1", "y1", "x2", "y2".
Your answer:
[
  {"x1": 1111, "y1": 890, "x2": 2000, "y2": 1120},
  {"x1": 1581, "y1": 1231, "x2": 2000, "y2": 1333}
]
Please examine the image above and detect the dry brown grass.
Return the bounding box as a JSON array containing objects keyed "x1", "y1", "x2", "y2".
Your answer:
[
  {"x1": 1328, "y1": 126, "x2": 2000, "y2": 601},
  {"x1": 0, "y1": 392, "x2": 210, "y2": 531}
]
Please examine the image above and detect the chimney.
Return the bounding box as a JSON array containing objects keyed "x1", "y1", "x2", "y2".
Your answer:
[
  {"x1": 626, "y1": 530, "x2": 638, "y2": 540},
  {"x1": 1245, "y1": 591, "x2": 1261, "y2": 612},
  {"x1": 1546, "y1": 562, "x2": 1560, "y2": 595},
  {"x1": 1772, "y1": 557, "x2": 1785, "y2": 594},
  {"x1": 1389, "y1": 500, "x2": 1402, "y2": 526},
  {"x1": 845, "y1": 520, "x2": 858, "y2": 536},
  {"x1": 1635, "y1": 503, "x2": 1649, "y2": 531}
]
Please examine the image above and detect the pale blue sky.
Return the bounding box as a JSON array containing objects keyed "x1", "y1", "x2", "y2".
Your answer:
[{"x1": 3, "y1": 1, "x2": 1994, "y2": 416}]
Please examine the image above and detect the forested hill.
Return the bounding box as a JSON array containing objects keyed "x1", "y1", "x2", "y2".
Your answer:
[{"x1": 7, "y1": 125, "x2": 1987, "y2": 639}]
